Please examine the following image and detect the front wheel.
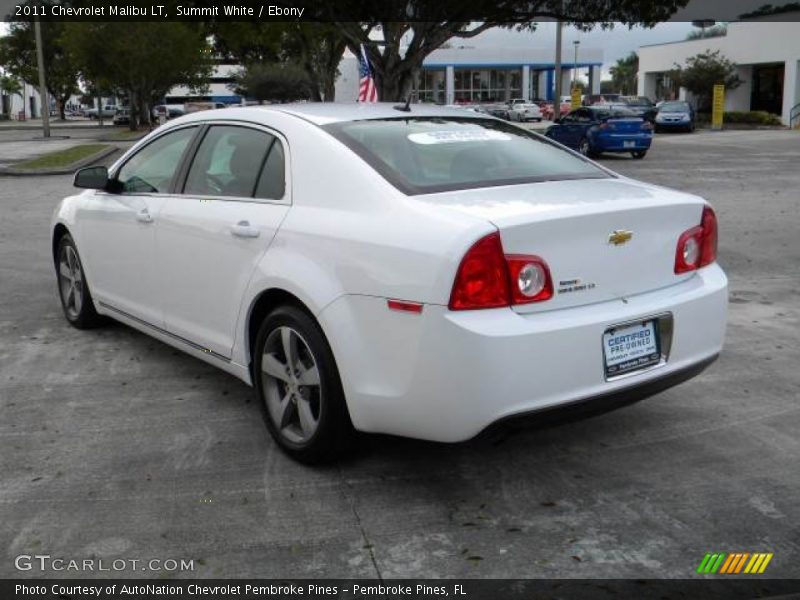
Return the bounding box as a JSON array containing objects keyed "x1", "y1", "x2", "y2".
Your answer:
[
  {"x1": 56, "y1": 234, "x2": 104, "y2": 329},
  {"x1": 254, "y1": 305, "x2": 354, "y2": 464},
  {"x1": 631, "y1": 150, "x2": 648, "y2": 159}
]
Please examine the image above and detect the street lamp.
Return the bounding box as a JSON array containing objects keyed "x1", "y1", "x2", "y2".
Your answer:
[{"x1": 572, "y1": 40, "x2": 580, "y2": 91}]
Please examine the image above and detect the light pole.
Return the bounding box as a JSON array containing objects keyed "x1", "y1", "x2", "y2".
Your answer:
[
  {"x1": 34, "y1": 16, "x2": 50, "y2": 138},
  {"x1": 572, "y1": 40, "x2": 580, "y2": 91}
]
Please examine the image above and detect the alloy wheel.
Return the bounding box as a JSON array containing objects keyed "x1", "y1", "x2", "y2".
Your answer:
[
  {"x1": 261, "y1": 326, "x2": 322, "y2": 444},
  {"x1": 59, "y1": 245, "x2": 84, "y2": 320}
]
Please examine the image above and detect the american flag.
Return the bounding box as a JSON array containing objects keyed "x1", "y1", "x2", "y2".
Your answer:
[{"x1": 357, "y1": 44, "x2": 378, "y2": 103}]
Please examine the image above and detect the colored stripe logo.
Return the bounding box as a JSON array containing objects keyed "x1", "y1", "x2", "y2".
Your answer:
[{"x1": 697, "y1": 552, "x2": 773, "y2": 574}]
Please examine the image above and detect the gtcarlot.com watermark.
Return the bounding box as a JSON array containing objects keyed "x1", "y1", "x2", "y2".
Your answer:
[{"x1": 15, "y1": 554, "x2": 195, "y2": 572}]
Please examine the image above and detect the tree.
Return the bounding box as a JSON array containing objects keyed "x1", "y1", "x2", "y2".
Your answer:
[
  {"x1": 62, "y1": 22, "x2": 213, "y2": 130},
  {"x1": 686, "y1": 23, "x2": 727, "y2": 40},
  {"x1": 329, "y1": 0, "x2": 690, "y2": 101},
  {"x1": 231, "y1": 62, "x2": 313, "y2": 103},
  {"x1": 609, "y1": 52, "x2": 638, "y2": 95},
  {"x1": 0, "y1": 11, "x2": 79, "y2": 120},
  {"x1": 212, "y1": 23, "x2": 346, "y2": 101},
  {"x1": 673, "y1": 50, "x2": 741, "y2": 112}
]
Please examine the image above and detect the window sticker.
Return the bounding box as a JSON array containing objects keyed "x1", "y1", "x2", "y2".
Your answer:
[{"x1": 407, "y1": 130, "x2": 512, "y2": 144}]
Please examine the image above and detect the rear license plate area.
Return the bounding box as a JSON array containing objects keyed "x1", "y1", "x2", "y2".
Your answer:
[{"x1": 603, "y1": 319, "x2": 661, "y2": 378}]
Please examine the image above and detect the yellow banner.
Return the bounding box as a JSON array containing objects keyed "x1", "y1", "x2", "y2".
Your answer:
[
  {"x1": 712, "y1": 84, "x2": 725, "y2": 129},
  {"x1": 571, "y1": 87, "x2": 582, "y2": 108}
]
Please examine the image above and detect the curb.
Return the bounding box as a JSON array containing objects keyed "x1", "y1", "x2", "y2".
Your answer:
[{"x1": 0, "y1": 145, "x2": 120, "y2": 177}]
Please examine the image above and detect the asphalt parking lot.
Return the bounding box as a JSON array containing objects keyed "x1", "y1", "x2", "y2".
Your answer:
[{"x1": 1, "y1": 129, "x2": 799, "y2": 579}]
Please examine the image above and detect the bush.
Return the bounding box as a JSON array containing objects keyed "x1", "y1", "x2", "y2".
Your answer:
[{"x1": 723, "y1": 110, "x2": 782, "y2": 125}]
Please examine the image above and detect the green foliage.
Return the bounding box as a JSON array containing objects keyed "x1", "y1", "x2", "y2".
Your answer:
[
  {"x1": 212, "y1": 23, "x2": 346, "y2": 102},
  {"x1": 231, "y1": 62, "x2": 313, "y2": 103},
  {"x1": 0, "y1": 74, "x2": 23, "y2": 98},
  {"x1": 609, "y1": 52, "x2": 638, "y2": 95},
  {"x1": 0, "y1": 5, "x2": 79, "y2": 120},
  {"x1": 672, "y1": 50, "x2": 742, "y2": 112},
  {"x1": 331, "y1": 0, "x2": 690, "y2": 101},
  {"x1": 14, "y1": 144, "x2": 109, "y2": 170},
  {"x1": 686, "y1": 24, "x2": 727, "y2": 40},
  {"x1": 61, "y1": 22, "x2": 213, "y2": 130},
  {"x1": 723, "y1": 111, "x2": 782, "y2": 125}
]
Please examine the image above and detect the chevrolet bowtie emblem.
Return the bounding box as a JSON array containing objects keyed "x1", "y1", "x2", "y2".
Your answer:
[{"x1": 608, "y1": 230, "x2": 633, "y2": 246}]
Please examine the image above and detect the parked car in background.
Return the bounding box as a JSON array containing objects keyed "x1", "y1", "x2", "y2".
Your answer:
[
  {"x1": 152, "y1": 104, "x2": 186, "y2": 120},
  {"x1": 508, "y1": 102, "x2": 543, "y2": 122},
  {"x1": 85, "y1": 104, "x2": 118, "y2": 119},
  {"x1": 112, "y1": 107, "x2": 131, "y2": 125},
  {"x1": 584, "y1": 93, "x2": 622, "y2": 106},
  {"x1": 482, "y1": 104, "x2": 512, "y2": 120},
  {"x1": 655, "y1": 101, "x2": 696, "y2": 133},
  {"x1": 545, "y1": 105, "x2": 653, "y2": 159},
  {"x1": 54, "y1": 103, "x2": 726, "y2": 462},
  {"x1": 542, "y1": 100, "x2": 571, "y2": 121},
  {"x1": 620, "y1": 96, "x2": 657, "y2": 123}
]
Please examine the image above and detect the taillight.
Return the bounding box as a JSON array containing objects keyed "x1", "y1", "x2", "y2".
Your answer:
[
  {"x1": 506, "y1": 256, "x2": 553, "y2": 304},
  {"x1": 599, "y1": 122, "x2": 615, "y2": 130},
  {"x1": 674, "y1": 205, "x2": 718, "y2": 274},
  {"x1": 449, "y1": 232, "x2": 553, "y2": 310}
]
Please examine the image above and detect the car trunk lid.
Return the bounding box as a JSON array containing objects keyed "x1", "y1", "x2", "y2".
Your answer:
[{"x1": 414, "y1": 177, "x2": 706, "y2": 313}]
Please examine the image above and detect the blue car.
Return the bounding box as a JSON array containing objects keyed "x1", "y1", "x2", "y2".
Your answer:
[
  {"x1": 545, "y1": 105, "x2": 653, "y2": 159},
  {"x1": 655, "y1": 101, "x2": 696, "y2": 133}
]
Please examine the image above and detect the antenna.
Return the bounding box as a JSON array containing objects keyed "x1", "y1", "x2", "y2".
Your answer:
[{"x1": 393, "y1": 95, "x2": 412, "y2": 112}]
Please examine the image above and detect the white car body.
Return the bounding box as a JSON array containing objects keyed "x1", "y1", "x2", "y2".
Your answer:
[
  {"x1": 509, "y1": 103, "x2": 543, "y2": 122},
  {"x1": 52, "y1": 104, "x2": 727, "y2": 444}
]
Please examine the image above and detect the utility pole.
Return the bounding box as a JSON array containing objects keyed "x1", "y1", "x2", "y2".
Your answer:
[
  {"x1": 34, "y1": 16, "x2": 50, "y2": 138},
  {"x1": 554, "y1": 20, "x2": 563, "y2": 105},
  {"x1": 573, "y1": 40, "x2": 580, "y2": 89}
]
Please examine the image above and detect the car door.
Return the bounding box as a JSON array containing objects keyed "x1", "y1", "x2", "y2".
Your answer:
[
  {"x1": 78, "y1": 125, "x2": 199, "y2": 326},
  {"x1": 155, "y1": 122, "x2": 291, "y2": 359},
  {"x1": 551, "y1": 111, "x2": 580, "y2": 148}
]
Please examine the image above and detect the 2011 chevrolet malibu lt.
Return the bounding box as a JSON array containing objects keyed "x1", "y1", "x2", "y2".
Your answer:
[{"x1": 52, "y1": 104, "x2": 728, "y2": 463}]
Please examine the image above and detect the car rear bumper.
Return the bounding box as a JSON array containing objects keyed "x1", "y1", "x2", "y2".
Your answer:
[
  {"x1": 320, "y1": 264, "x2": 727, "y2": 442},
  {"x1": 592, "y1": 132, "x2": 653, "y2": 152}
]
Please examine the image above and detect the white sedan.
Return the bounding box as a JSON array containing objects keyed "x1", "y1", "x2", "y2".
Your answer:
[
  {"x1": 52, "y1": 104, "x2": 727, "y2": 463},
  {"x1": 509, "y1": 102, "x2": 544, "y2": 122}
]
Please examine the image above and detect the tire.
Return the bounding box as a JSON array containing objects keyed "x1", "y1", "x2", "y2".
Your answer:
[
  {"x1": 578, "y1": 137, "x2": 592, "y2": 157},
  {"x1": 253, "y1": 305, "x2": 354, "y2": 464},
  {"x1": 631, "y1": 150, "x2": 648, "y2": 159},
  {"x1": 55, "y1": 234, "x2": 104, "y2": 329}
]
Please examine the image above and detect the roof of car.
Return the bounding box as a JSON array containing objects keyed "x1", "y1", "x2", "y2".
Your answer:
[{"x1": 174, "y1": 102, "x2": 486, "y2": 127}]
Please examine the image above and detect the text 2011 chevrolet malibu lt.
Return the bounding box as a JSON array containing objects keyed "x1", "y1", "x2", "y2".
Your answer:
[{"x1": 52, "y1": 104, "x2": 727, "y2": 462}]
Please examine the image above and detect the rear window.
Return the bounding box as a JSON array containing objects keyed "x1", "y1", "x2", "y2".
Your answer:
[
  {"x1": 323, "y1": 117, "x2": 609, "y2": 195},
  {"x1": 659, "y1": 102, "x2": 689, "y2": 112},
  {"x1": 592, "y1": 106, "x2": 638, "y2": 119}
]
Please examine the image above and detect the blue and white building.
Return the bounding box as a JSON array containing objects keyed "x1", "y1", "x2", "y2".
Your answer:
[{"x1": 336, "y1": 45, "x2": 604, "y2": 104}]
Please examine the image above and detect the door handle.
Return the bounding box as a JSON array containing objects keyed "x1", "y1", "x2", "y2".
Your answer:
[
  {"x1": 136, "y1": 208, "x2": 153, "y2": 224},
  {"x1": 231, "y1": 220, "x2": 260, "y2": 238}
]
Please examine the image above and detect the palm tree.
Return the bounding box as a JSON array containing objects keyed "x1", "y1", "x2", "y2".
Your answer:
[{"x1": 609, "y1": 52, "x2": 639, "y2": 95}]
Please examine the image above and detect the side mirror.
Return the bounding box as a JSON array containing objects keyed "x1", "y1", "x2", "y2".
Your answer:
[{"x1": 74, "y1": 166, "x2": 109, "y2": 190}]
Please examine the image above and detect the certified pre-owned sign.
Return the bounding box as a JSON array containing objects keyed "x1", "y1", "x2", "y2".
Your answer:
[{"x1": 14, "y1": 554, "x2": 195, "y2": 572}]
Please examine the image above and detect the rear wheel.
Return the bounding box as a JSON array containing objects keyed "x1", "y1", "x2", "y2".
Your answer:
[
  {"x1": 578, "y1": 137, "x2": 591, "y2": 156},
  {"x1": 631, "y1": 150, "x2": 648, "y2": 159},
  {"x1": 56, "y1": 234, "x2": 104, "y2": 329},
  {"x1": 253, "y1": 305, "x2": 353, "y2": 463}
]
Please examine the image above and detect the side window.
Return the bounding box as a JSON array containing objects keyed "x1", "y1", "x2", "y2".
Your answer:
[
  {"x1": 116, "y1": 127, "x2": 196, "y2": 193},
  {"x1": 575, "y1": 109, "x2": 592, "y2": 123},
  {"x1": 184, "y1": 125, "x2": 275, "y2": 198},
  {"x1": 561, "y1": 112, "x2": 577, "y2": 123},
  {"x1": 254, "y1": 140, "x2": 286, "y2": 200}
]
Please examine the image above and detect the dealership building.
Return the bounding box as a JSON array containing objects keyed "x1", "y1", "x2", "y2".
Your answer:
[
  {"x1": 336, "y1": 45, "x2": 603, "y2": 104},
  {"x1": 638, "y1": 18, "x2": 800, "y2": 126}
]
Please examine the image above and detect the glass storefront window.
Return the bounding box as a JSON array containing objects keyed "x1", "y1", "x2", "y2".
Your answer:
[{"x1": 449, "y1": 68, "x2": 522, "y2": 103}]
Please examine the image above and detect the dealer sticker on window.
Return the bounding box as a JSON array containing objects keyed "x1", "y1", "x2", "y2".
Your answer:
[
  {"x1": 407, "y1": 130, "x2": 512, "y2": 144},
  {"x1": 603, "y1": 319, "x2": 661, "y2": 377}
]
